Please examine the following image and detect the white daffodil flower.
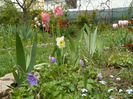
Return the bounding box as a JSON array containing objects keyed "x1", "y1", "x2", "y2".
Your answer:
[
  {"x1": 126, "y1": 89, "x2": 133, "y2": 94},
  {"x1": 81, "y1": 93, "x2": 87, "y2": 97},
  {"x1": 99, "y1": 80, "x2": 106, "y2": 85},
  {"x1": 56, "y1": 36, "x2": 65, "y2": 48},
  {"x1": 118, "y1": 89, "x2": 123, "y2": 93},
  {"x1": 108, "y1": 89, "x2": 113, "y2": 93},
  {"x1": 116, "y1": 77, "x2": 121, "y2": 81},
  {"x1": 81, "y1": 88, "x2": 88, "y2": 93}
]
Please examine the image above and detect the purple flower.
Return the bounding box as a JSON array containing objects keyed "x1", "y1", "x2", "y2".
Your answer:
[
  {"x1": 97, "y1": 73, "x2": 103, "y2": 80},
  {"x1": 80, "y1": 60, "x2": 84, "y2": 67},
  {"x1": 27, "y1": 74, "x2": 38, "y2": 86},
  {"x1": 49, "y1": 56, "x2": 56, "y2": 63}
]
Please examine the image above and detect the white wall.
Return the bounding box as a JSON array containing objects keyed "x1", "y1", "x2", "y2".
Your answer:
[
  {"x1": 43, "y1": 0, "x2": 132, "y2": 11},
  {"x1": 69, "y1": 0, "x2": 132, "y2": 11},
  {"x1": 2, "y1": 0, "x2": 132, "y2": 11}
]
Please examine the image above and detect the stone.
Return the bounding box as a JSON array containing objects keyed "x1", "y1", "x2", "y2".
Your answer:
[{"x1": 0, "y1": 73, "x2": 14, "y2": 98}]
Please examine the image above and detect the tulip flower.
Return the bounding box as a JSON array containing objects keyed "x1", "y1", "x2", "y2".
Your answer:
[
  {"x1": 54, "y1": 7, "x2": 63, "y2": 18},
  {"x1": 123, "y1": 20, "x2": 128, "y2": 26},
  {"x1": 40, "y1": 12, "x2": 50, "y2": 24},
  {"x1": 113, "y1": 24, "x2": 118, "y2": 29},
  {"x1": 118, "y1": 20, "x2": 124, "y2": 26}
]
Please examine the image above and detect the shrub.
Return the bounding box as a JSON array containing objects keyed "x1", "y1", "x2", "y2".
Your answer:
[
  {"x1": 77, "y1": 10, "x2": 96, "y2": 27},
  {"x1": 0, "y1": 0, "x2": 21, "y2": 25}
]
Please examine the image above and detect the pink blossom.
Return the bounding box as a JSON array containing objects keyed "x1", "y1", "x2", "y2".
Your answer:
[
  {"x1": 42, "y1": 24, "x2": 46, "y2": 28},
  {"x1": 123, "y1": 20, "x2": 128, "y2": 26},
  {"x1": 113, "y1": 24, "x2": 118, "y2": 29},
  {"x1": 40, "y1": 12, "x2": 50, "y2": 24},
  {"x1": 54, "y1": 7, "x2": 63, "y2": 18},
  {"x1": 38, "y1": 23, "x2": 41, "y2": 26},
  {"x1": 34, "y1": 17, "x2": 38, "y2": 21},
  {"x1": 36, "y1": 21, "x2": 39, "y2": 24},
  {"x1": 118, "y1": 20, "x2": 123, "y2": 26}
]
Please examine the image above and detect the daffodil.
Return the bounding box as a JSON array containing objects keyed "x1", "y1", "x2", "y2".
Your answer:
[{"x1": 56, "y1": 36, "x2": 65, "y2": 48}]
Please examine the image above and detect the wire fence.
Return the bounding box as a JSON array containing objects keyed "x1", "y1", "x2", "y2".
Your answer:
[{"x1": 67, "y1": 7, "x2": 133, "y2": 23}]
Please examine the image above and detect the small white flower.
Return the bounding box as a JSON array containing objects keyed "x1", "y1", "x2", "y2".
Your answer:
[
  {"x1": 118, "y1": 89, "x2": 123, "y2": 93},
  {"x1": 56, "y1": 36, "x2": 65, "y2": 48},
  {"x1": 126, "y1": 89, "x2": 133, "y2": 94},
  {"x1": 99, "y1": 80, "x2": 106, "y2": 85},
  {"x1": 109, "y1": 96, "x2": 115, "y2": 99},
  {"x1": 81, "y1": 88, "x2": 88, "y2": 93},
  {"x1": 116, "y1": 77, "x2": 121, "y2": 81},
  {"x1": 108, "y1": 89, "x2": 113, "y2": 93},
  {"x1": 110, "y1": 75, "x2": 114, "y2": 78},
  {"x1": 81, "y1": 93, "x2": 87, "y2": 97}
]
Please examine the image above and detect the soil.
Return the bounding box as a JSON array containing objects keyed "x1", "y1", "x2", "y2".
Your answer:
[{"x1": 101, "y1": 66, "x2": 133, "y2": 88}]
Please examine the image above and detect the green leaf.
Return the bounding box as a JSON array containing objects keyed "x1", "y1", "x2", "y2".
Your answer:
[
  {"x1": 13, "y1": 71, "x2": 22, "y2": 85},
  {"x1": 65, "y1": 32, "x2": 76, "y2": 53},
  {"x1": 27, "y1": 33, "x2": 37, "y2": 73},
  {"x1": 16, "y1": 32, "x2": 26, "y2": 72},
  {"x1": 91, "y1": 27, "x2": 98, "y2": 54}
]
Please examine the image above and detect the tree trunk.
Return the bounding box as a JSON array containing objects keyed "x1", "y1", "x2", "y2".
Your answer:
[{"x1": 23, "y1": 8, "x2": 28, "y2": 25}]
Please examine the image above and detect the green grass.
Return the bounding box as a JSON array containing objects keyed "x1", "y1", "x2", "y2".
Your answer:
[
  {"x1": 0, "y1": 50, "x2": 15, "y2": 77},
  {"x1": 0, "y1": 44, "x2": 53, "y2": 77}
]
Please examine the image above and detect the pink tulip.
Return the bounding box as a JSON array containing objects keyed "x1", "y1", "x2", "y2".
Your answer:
[
  {"x1": 113, "y1": 24, "x2": 118, "y2": 29},
  {"x1": 34, "y1": 17, "x2": 38, "y2": 21},
  {"x1": 123, "y1": 20, "x2": 128, "y2": 26},
  {"x1": 54, "y1": 7, "x2": 63, "y2": 18},
  {"x1": 40, "y1": 12, "x2": 50, "y2": 24},
  {"x1": 118, "y1": 20, "x2": 123, "y2": 26}
]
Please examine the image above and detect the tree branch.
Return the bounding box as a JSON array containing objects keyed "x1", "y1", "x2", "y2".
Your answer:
[
  {"x1": 26, "y1": 0, "x2": 34, "y2": 9},
  {"x1": 15, "y1": 0, "x2": 23, "y2": 8}
]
